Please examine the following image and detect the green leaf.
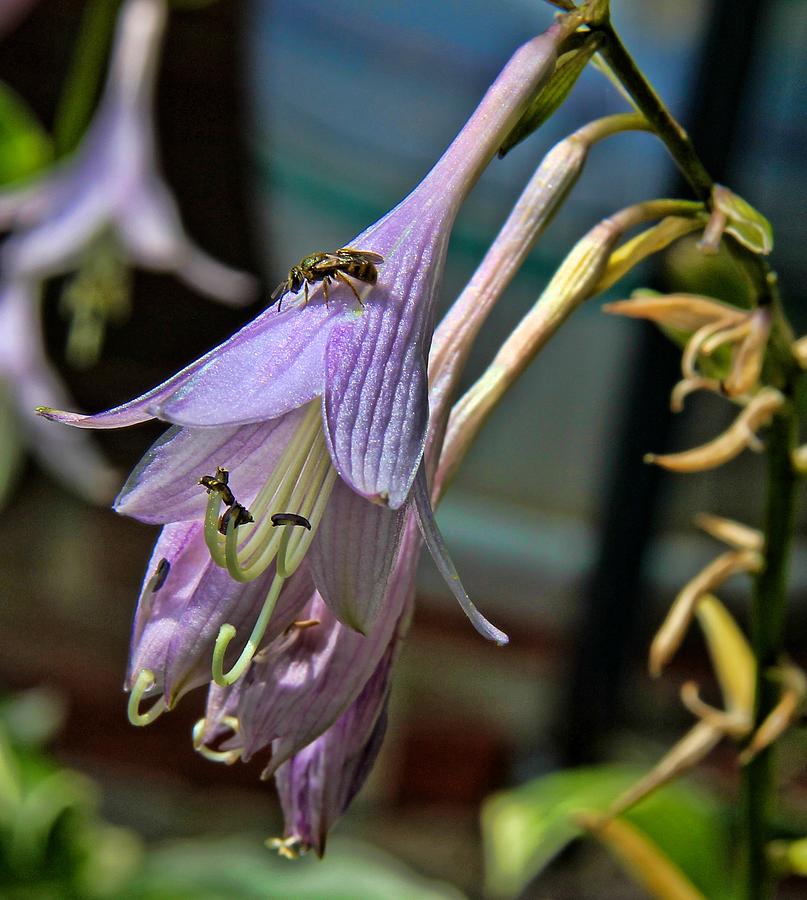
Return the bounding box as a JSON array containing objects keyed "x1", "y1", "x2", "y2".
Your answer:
[
  {"x1": 119, "y1": 836, "x2": 466, "y2": 900},
  {"x1": 499, "y1": 36, "x2": 600, "y2": 157},
  {"x1": 0, "y1": 81, "x2": 52, "y2": 184},
  {"x1": 713, "y1": 185, "x2": 774, "y2": 256},
  {"x1": 482, "y1": 765, "x2": 733, "y2": 899}
]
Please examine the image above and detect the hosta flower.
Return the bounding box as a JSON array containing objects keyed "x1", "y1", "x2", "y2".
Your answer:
[
  {"x1": 41, "y1": 17, "x2": 574, "y2": 851},
  {"x1": 0, "y1": 0, "x2": 254, "y2": 308},
  {"x1": 0, "y1": 279, "x2": 116, "y2": 503}
]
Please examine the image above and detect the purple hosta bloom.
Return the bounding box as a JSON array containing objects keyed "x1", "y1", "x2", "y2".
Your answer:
[
  {"x1": 0, "y1": 0, "x2": 254, "y2": 306},
  {"x1": 42, "y1": 21, "x2": 568, "y2": 852},
  {"x1": 0, "y1": 280, "x2": 116, "y2": 503}
]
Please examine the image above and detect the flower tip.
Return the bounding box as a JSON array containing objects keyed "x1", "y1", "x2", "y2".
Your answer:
[{"x1": 35, "y1": 405, "x2": 87, "y2": 426}]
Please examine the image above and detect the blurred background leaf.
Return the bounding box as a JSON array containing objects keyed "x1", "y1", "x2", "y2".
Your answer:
[
  {"x1": 118, "y1": 836, "x2": 466, "y2": 900},
  {"x1": 0, "y1": 80, "x2": 51, "y2": 184},
  {"x1": 481, "y1": 764, "x2": 733, "y2": 899}
]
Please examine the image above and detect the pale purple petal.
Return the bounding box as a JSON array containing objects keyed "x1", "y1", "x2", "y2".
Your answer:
[
  {"x1": 234, "y1": 524, "x2": 420, "y2": 773},
  {"x1": 274, "y1": 642, "x2": 396, "y2": 855},
  {"x1": 0, "y1": 281, "x2": 118, "y2": 503},
  {"x1": 128, "y1": 520, "x2": 313, "y2": 705},
  {"x1": 116, "y1": 175, "x2": 257, "y2": 307},
  {"x1": 322, "y1": 206, "x2": 449, "y2": 509},
  {"x1": 173, "y1": 245, "x2": 257, "y2": 307},
  {"x1": 307, "y1": 477, "x2": 406, "y2": 633},
  {"x1": 114, "y1": 408, "x2": 307, "y2": 524},
  {"x1": 38, "y1": 302, "x2": 339, "y2": 429},
  {"x1": 412, "y1": 464, "x2": 509, "y2": 645}
]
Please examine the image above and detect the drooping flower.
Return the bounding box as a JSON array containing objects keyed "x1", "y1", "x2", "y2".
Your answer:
[
  {"x1": 0, "y1": 0, "x2": 255, "y2": 308},
  {"x1": 41, "y1": 16, "x2": 580, "y2": 852},
  {"x1": 0, "y1": 0, "x2": 254, "y2": 499},
  {"x1": 42, "y1": 21, "x2": 567, "y2": 659},
  {"x1": 0, "y1": 279, "x2": 117, "y2": 503}
]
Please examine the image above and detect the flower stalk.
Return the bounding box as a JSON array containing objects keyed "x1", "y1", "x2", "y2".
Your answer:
[{"x1": 741, "y1": 406, "x2": 800, "y2": 900}]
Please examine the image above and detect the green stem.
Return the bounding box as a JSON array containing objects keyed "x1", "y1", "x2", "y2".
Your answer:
[
  {"x1": 53, "y1": 0, "x2": 121, "y2": 156},
  {"x1": 594, "y1": 21, "x2": 712, "y2": 201},
  {"x1": 742, "y1": 406, "x2": 799, "y2": 900},
  {"x1": 591, "y1": 17, "x2": 783, "y2": 308},
  {"x1": 586, "y1": 10, "x2": 804, "y2": 896}
]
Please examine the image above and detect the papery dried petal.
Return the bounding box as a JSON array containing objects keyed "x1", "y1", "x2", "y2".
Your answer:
[
  {"x1": 646, "y1": 387, "x2": 784, "y2": 473},
  {"x1": 649, "y1": 551, "x2": 762, "y2": 677},
  {"x1": 739, "y1": 662, "x2": 806, "y2": 764},
  {"x1": 602, "y1": 293, "x2": 745, "y2": 334},
  {"x1": 722, "y1": 307, "x2": 772, "y2": 397},
  {"x1": 604, "y1": 720, "x2": 723, "y2": 821},
  {"x1": 693, "y1": 513, "x2": 762, "y2": 552}
]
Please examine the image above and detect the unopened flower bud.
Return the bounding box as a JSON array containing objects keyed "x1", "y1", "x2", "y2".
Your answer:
[{"x1": 707, "y1": 184, "x2": 774, "y2": 256}]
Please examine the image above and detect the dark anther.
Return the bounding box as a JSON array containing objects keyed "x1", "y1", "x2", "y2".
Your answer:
[
  {"x1": 271, "y1": 512, "x2": 312, "y2": 530},
  {"x1": 218, "y1": 503, "x2": 254, "y2": 535},
  {"x1": 199, "y1": 466, "x2": 235, "y2": 506}
]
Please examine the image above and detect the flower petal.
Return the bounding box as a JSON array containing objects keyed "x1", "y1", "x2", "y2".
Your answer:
[
  {"x1": 38, "y1": 303, "x2": 340, "y2": 429},
  {"x1": 307, "y1": 476, "x2": 406, "y2": 633},
  {"x1": 321, "y1": 204, "x2": 450, "y2": 509},
  {"x1": 128, "y1": 520, "x2": 313, "y2": 706},
  {"x1": 323, "y1": 314, "x2": 428, "y2": 509},
  {"x1": 0, "y1": 281, "x2": 118, "y2": 502},
  {"x1": 274, "y1": 641, "x2": 396, "y2": 855},
  {"x1": 412, "y1": 464, "x2": 509, "y2": 645},
  {"x1": 114, "y1": 408, "x2": 307, "y2": 524},
  {"x1": 234, "y1": 522, "x2": 420, "y2": 772},
  {"x1": 116, "y1": 175, "x2": 256, "y2": 307}
]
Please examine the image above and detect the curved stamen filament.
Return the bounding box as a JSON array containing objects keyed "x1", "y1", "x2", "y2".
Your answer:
[
  {"x1": 277, "y1": 461, "x2": 337, "y2": 578},
  {"x1": 204, "y1": 490, "x2": 227, "y2": 566},
  {"x1": 127, "y1": 668, "x2": 166, "y2": 727},
  {"x1": 212, "y1": 572, "x2": 286, "y2": 686},
  {"x1": 192, "y1": 716, "x2": 242, "y2": 764},
  {"x1": 204, "y1": 401, "x2": 336, "y2": 584},
  {"x1": 221, "y1": 428, "x2": 336, "y2": 583}
]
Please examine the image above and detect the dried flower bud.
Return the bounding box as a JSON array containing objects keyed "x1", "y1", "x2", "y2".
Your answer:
[
  {"x1": 722, "y1": 307, "x2": 772, "y2": 397},
  {"x1": 693, "y1": 513, "x2": 762, "y2": 552},
  {"x1": 739, "y1": 662, "x2": 806, "y2": 765},
  {"x1": 603, "y1": 292, "x2": 745, "y2": 334},
  {"x1": 604, "y1": 720, "x2": 722, "y2": 821},
  {"x1": 649, "y1": 549, "x2": 762, "y2": 677},
  {"x1": 645, "y1": 387, "x2": 785, "y2": 473}
]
